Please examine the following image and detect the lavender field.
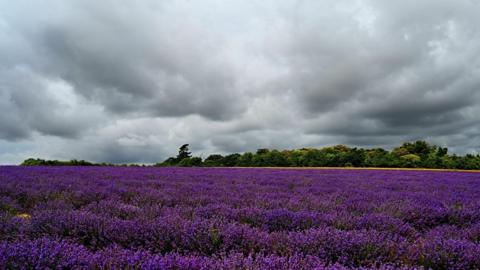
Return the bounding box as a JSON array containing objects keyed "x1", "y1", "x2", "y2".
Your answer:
[{"x1": 1, "y1": 166, "x2": 480, "y2": 269}]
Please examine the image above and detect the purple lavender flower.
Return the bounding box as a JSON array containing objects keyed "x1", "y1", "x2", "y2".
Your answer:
[{"x1": 0, "y1": 166, "x2": 479, "y2": 269}]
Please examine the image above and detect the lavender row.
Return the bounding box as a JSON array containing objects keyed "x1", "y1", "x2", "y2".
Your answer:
[
  {"x1": 0, "y1": 237, "x2": 342, "y2": 270},
  {"x1": 0, "y1": 237, "x2": 430, "y2": 270},
  {"x1": 1, "y1": 166, "x2": 480, "y2": 269}
]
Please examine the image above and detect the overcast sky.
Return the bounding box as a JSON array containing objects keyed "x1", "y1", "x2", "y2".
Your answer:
[{"x1": 1, "y1": 0, "x2": 480, "y2": 164}]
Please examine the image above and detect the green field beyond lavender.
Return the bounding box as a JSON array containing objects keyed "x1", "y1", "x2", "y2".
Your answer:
[{"x1": 1, "y1": 166, "x2": 480, "y2": 269}]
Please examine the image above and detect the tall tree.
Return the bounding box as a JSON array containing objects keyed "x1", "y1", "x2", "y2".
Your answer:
[{"x1": 176, "y1": 144, "x2": 192, "y2": 162}]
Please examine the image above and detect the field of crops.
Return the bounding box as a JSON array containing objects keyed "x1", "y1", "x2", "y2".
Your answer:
[{"x1": 1, "y1": 166, "x2": 480, "y2": 269}]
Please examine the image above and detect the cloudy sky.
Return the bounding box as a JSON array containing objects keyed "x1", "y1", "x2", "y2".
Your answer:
[{"x1": 1, "y1": 0, "x2": 480, "y2": 164}]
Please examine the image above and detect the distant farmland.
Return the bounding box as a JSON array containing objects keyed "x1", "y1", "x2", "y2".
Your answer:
[{"x1": 1, "y1": 166, "x2": 480, "y2": 269}]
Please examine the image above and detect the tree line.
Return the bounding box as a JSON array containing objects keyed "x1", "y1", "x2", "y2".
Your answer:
[
  {"x1": 156, "y1": 141, "x2": 480, "y2": 170},
  {"x1": 20, "y1": 141, "x2": 480, "y2": 170},
  {"x1": 20, "y1": 158, "x2": 114, "y2": 167}
]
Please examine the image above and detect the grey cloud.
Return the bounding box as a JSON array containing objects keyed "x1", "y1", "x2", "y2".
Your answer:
[
  {"x1": 0, "y1": 114, "x2": 30, "y2": 141},
  {"x1": 4, "y1": 0, "x2": 245, "y2": 121},
  {"x1": 275, "y1": 0, "x2": 479, "y2": 111},
  {"x1": 274, "y1": 0, "x2": 480, "y2": 146},
  {"x1": 0, "y1": 67, "x2": 105, "y2": 140},
  {"x1": 82, "y1": 142, "x2": 166, "y2": 164},
  {"x1": 1, "y1": 0, "x2": 480, "y2": 163}
]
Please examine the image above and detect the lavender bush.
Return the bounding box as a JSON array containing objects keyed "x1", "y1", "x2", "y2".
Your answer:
[{"x1": 0, "y1": 166, "x2": 479, "y2": 269}]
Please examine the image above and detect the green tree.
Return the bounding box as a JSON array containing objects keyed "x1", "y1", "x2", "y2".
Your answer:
[
  {"x1": 400, "y1": 154, "x2": 421, "y2": 167},
  {"x1": 223, "y1": 153, "x2": 241, "y2": 166},
  {"x1": 178, "y1": 157, "x2": 203, "y2": 167},
  {"x1": 237, "y1": 152, "x2": 254, "y2": 166},
  {"x1": 156, "y1": 144, "x2": 194, "y2": 166},
  {"x1": 264, "y1": 150, "x2": 290, "y2": 166},
  {"x1": 177, "y1": 144, "x2": 192, "y2": 161},
  {"x1": 204, "y1": 154, "x2": 224, "y2": 167},
  {"x1": 21, "y1": 158, "x2": 46, "y2": 166},
  {"x1": 156, "y1": 157, "x2": 177, "y2": 166}
]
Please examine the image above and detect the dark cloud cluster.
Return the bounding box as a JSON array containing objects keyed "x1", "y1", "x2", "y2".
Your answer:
[{"x1": 1, "y1": 0, "x2": 479, "y2": 163}]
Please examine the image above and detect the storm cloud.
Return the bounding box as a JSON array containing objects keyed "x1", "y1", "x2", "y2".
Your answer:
[{"x1": 1, "y1": 0, "x2": 480, "y2": 164}]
